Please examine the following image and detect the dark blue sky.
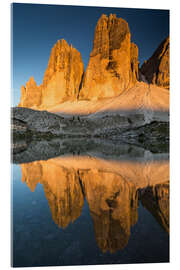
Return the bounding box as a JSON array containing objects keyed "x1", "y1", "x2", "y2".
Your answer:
[{"x1": 12, "y1": 3, "x2": 169, "y2": 106}]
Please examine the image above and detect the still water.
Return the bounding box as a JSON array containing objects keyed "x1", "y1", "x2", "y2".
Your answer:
[{"x1": 12, "y1": 139, "x2": 169, "y2": 267}]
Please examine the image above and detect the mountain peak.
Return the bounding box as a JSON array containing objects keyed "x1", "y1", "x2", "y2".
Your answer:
[
  {"x1": 140, "y1": 36, "x2": 169, "y2": 89},
  {"x1": 79, "y1": 14, "x2": 138, "y2": 100},
  {"x1": 18, "y1": 14, "x2": 169, "y2": 110}
]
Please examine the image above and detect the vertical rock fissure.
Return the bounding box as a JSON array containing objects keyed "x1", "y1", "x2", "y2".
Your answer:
[{"x1": 77, "y1": 71, "x2": 85, "y2": 100}]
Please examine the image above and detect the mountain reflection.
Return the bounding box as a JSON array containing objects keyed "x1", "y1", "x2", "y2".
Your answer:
[
  {"x1": 82, "y1": 171, "x2": 139, "y2": 252},
  {"x1": 19, "y1": 156, "x2": 169, "y2": 253},
  {"x1": 21, "y1": 161, "x2": 84, "y2": 228},
  {"x1": 140, "y1": 182, "x2": 169, "y2": 233}
]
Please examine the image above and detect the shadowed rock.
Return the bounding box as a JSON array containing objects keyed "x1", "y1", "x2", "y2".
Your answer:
[
  {"x1": 12, "y1": 107, "x2": 169, "y2": 161},
  {"x1": 140, "y1": 37, "x2": 169, "y2": 89},
  {"x1": 140, "y1": 182, "x2": 169, "y2": 233}
]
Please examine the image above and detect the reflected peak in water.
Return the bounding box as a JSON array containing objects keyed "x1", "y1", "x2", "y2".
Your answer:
[
  {"x1": 21, "y1": 161, "x2": 84, "y2": 229},
  {"x1": 19, "y1": 155, "x2": 169, "y2": 253},
  {"x1": 140, "y1": 182, "x2": 169, "y2": 233}
]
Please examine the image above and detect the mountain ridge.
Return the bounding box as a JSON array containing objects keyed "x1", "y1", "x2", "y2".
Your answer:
[{"x1": 18, "y1": 14, "x2": 169, "y2": 112}]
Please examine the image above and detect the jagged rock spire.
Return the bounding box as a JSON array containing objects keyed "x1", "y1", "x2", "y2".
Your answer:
[{"x1": 79, "y1": 14, "x2": 139, "y2": 100}]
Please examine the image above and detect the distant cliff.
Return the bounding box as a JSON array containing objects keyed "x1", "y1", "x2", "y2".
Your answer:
[{"x1": 140, "y1": 37, "x2": 169, "y2": 89}]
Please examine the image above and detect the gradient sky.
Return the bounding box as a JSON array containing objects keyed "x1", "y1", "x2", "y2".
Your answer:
[{"x1": 12, "y1": 3, "x2": 169, "y2": 106}]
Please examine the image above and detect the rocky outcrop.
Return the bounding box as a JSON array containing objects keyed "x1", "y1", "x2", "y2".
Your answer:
[
  {"x1": 11, "y1": 118, "x2": 27, "y2": 134},
  {"x1": 41, "y1": 39, "x2": 84, "y2": 107},
  {"x1": 18, "y1": 40, "x2": 84, "y2": 108},
  {"x1": 12, "y1": 107, "x2": 66, "y2": 136},
  {"x1": 140, "y1": 37, "x2": 169, "y2": 89},
  {"x1": 18, "y1": 77, "x2": 42, "y2": 108},
  {"x1": 79, "y1": 14, "x2": 139, "y2": 100},
  {"x1": 121, "y1": 121, "x2": 169, "y2": 152},
  {"x1": 12, "y1": 107, "x2": 169, "y2": 154}
]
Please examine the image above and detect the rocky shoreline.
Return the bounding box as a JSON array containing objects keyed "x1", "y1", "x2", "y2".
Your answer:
[
  {"x1": 12, "y1": 106, "x2": 169, "y2": 162},
  {"x1": 12, "y1": 107, "x2": 169, "y2": 136}
]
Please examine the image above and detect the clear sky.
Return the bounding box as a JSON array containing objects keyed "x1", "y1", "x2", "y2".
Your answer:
[{"x1": 12, "y1": 3, "x2": 169, "y2": 106}]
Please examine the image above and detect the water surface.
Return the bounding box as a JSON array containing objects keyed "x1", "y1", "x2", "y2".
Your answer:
[{"x1": 12, "y1": 140, "x2": 169, "y2": 267}]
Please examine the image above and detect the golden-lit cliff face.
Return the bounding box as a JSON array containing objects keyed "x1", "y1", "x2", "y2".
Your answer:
[
  {"x1": 18, "y1": 39, "x2": 84, "y2": 109},
  {"x1": 19, "y1": 156, "x2": 169, "y2": 253},
  {"x1": 18, "y1": 14, "x2": 139, "y2": 109},
  {"x1": 18, "y1": 77, "x2": 42, "y2": 108},
  {"x1": 41, "y1": 40, "x2": 84, "y2": 108},
  {"x1": 79, "y1": 14, "x2": 139, "y2": 100},
  {"x1": 18, "y1": 14, "x2": 169, "y2": 112}
]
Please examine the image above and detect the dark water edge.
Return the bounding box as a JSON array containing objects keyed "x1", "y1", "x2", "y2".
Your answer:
[{"x1": 12, "y1": 135, "x2": 169, "y2": 165}]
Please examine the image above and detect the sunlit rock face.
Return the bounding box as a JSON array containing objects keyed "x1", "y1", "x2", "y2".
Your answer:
[
  {"x1": 18, "y1": 77, "x2": 42, "y2": 108},
  {"x1": 141, "y1": 182, "x2": 169, "y2": 233},
  {"x1": 140, "y1": 37, "x2": 169, "y2": 89},
  {"x1": 79, "y1": 14, "x2": 139, "y2": 100},
  {"x1": 80, "y1": 170, "x2": 138, "y2": 252},
  {"x1": 18, "y1": 39, "x2": 84, "y2": 109},
  {"x1": 18, "y1": 14, "x2": 170, "y2": 112},
  {"x1": 41, "y1": 39, "x2": 84, "y2": 107}
]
